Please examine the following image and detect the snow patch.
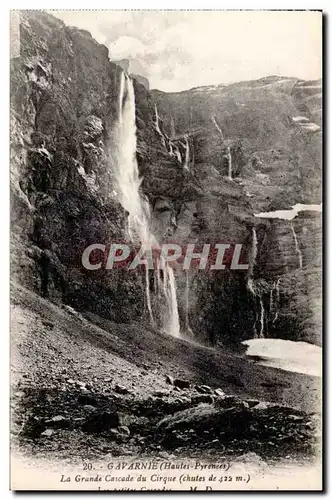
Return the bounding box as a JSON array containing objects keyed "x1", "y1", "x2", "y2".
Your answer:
[
  {"x1": 242, "y1": 338, "x2": 322, "y2": 377},
  {"x1": 292, "y1": 116, "x2": 309, "y2": 123},
  {"x1": 300, "y1": 123, "x2": 321, "y2": 132},
  {"x1": 254, "y1": 203, "x2": 322, "y2": 221},
  {"x1": 299, "y1": 85, "x2": 322, "y2": 89}
]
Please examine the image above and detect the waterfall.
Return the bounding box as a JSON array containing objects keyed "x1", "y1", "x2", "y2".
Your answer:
[
  {"x1": 272, "y1": 278, "x2": 281, "y2": 324},
  {"x1": 154, "y1": 104, "x2": 166, "y2": 147},
  {"x1": 247, "y1": 226, "x2": 259, "y2": 337},
  {"x1": 252, "y1": 314, "x2": 258, "y2": 339},
  {"x1": 275, "y1": 278, "x2": 280, "y2": 305},
  {"x1": 290, "y1": 222, "x2": 303, "y2": 269},
  {"x1": 174, "y1": 144, "x2": 182, "y2": 163},
  {"x1": 247, "y1": 227, "x2": 258, "y2": 299},
  {"x1": 165, "y1": 266, "x2": 181, "y2": 337},
  {"x1": 259, "y1": 295, "x2": 265, "y2": 338},
  {"x1": 113, "y1": 72, "x2": 180, "y2": 337},
  {"x1": 114, "y1": 72, "x2": 151, "y2": 245},
  {"x1": 168, "y1": 141, "x2": 181, "y2": 164},
  {"x1": 170, "y1": 115, "x2": 176, "y2": 138},
  {"x1": 183, "y1": 135, "x2": 190, "y2": 171},
  {"x1": 247, "y1": 279, "x2": 255, "y2": 296},
  {"x1": 210, "y1": 115, "x2": 232, "y2": 178},
  {"x1": 211, "y1": 115, "x2": 228, "y2": 178},
  {"x1": 227, "y1": 146, "x2": 232, "y2": 179},
  {"x1": 118, "y1": 70, "x2": 125, "y2": 123},
  {"x1": 269, "y1": 287, "x2": 273, "y2": 311},
  {"x1": 252, "y1": 227, "x2": 258, "y2": 265},
  {"x1": 248, "y1": 226, "x2": 258, "y2": 280},
  {"x1": 248, "y1": 282, "x2": 265, "y2": 339},
  {"x1": 211, "y1": 115, "x2": 223, "y2": 139}
]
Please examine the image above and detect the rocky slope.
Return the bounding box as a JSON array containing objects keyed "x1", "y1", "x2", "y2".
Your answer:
[
  {"x1": 11, "y1": 284, "x2": 320, "y2": 463},
  {"x1": 10, "y1": 10, "x2": 322, "y2": 352}
]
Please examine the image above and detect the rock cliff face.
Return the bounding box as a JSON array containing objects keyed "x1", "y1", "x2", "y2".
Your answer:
[
  {"x1": 151, "y1": 76, "x2": 322, "y2": 212},
  {"x1": 10, "y1": 11, "x2": 322, "y2": 346},
  {"x1": 11, "y1": 11, "x2": 144, "y2": 322},
  {"x1": 248, "y1": 211, "x2": 322, "y2": 345},
  {"x1": 150, "y1": 76, "x2": 322, "y2": 346}
]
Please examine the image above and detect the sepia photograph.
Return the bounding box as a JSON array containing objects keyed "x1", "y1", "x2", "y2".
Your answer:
[{"x1": 9, "y1": 9, "x2": 322, "y2": 490}]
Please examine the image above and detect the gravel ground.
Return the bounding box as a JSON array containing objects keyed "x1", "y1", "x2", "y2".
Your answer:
[{"x1": 10, "y1": 283, "x2": 321, "y2": 465}]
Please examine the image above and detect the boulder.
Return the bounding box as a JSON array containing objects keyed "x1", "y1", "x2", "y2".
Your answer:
[
  {"x1": 191, "y1": 394, "x2": 214, "y2": 405},
  {"x1": 214, "y1": 388, "x2": 226, "y2": 397},
  {"x1": 82, "y1": 411, "x2": 120, "y2": 433},
  {"x1": 173, "y1": 379, "x2": 190, "y2": 390},
  {"x1": 195, "y1": 385, "x2": 213, "y2": 394},
  {"x1": 114, "y1": 384, "x2": 130, "y2": 395},
  {"x1": 78, "y1": 394, "x2": 97, "y2": 406},
  {"x1": 118, "y1": 425, "x2": 130, "y2": 436},
  {"x1": 44, "y1": 415, "x2": 71, "y2": 428},
  {"x1": 40, "y1": 429, "x2": 54, "y2": 437},
  {"x1": 165, "y1": 375, "x2": 174, "y2": 385},
  {"x1": 157, "y1": 403, "x2": 252, "y2": 440}
]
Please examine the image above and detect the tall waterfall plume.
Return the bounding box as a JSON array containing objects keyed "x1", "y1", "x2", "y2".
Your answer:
[
  {"x1": 112, "y1": 72, "x2": 180, "y2": 337},
  {"x1": 115, "y1": 73, "x2": 151, "y2": 244}
]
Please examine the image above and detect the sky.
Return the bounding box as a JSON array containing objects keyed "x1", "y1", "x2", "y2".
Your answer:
[{"x1": 52, "y1": 10, "x2": 322, "y2": 92}]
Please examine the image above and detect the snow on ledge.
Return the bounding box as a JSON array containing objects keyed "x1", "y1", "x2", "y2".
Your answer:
[
  {"x1": 300, "y1": 122, "x2": 321, "y2": 132},
  {"x1": 254, "y1": 203, "x2": 322, "y2": 221},
  {"x1": 292, "y1": 116, "x2": 309, "y2": 122}
]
